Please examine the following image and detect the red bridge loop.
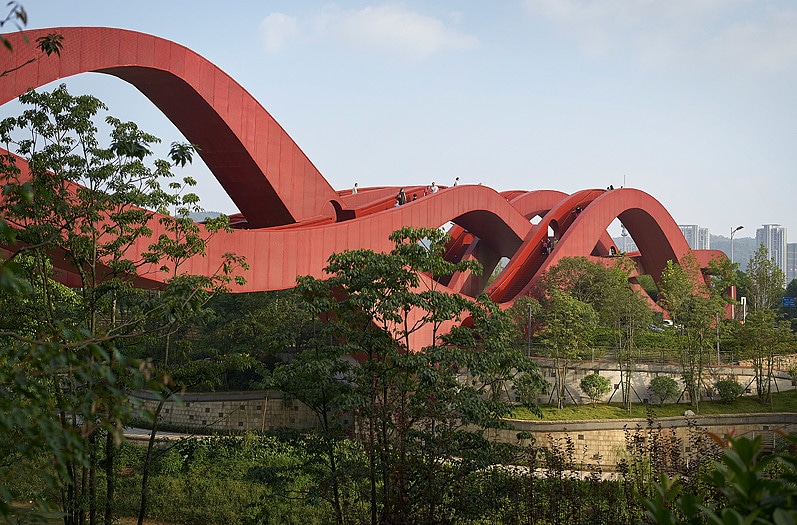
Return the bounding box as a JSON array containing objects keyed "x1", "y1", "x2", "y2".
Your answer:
[{"x1": 0, "y1": 27, "x2": 725, "y2": 304}]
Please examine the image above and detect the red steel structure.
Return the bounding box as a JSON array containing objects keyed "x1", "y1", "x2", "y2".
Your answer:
[{"x1": 0, "y1": 27, "x2": 726, "y2": 306}]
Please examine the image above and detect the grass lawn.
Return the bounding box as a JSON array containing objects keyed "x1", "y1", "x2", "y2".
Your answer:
[{"x1": 511, "y1": 387, "x2": 797, "y2": 421}]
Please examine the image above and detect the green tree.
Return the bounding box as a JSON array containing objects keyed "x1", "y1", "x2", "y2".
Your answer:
[
  {"x1": 648, "y1": 375, "x2": 680, "y2": 406},
  {"x1": 535, "y1": 289, "x2": 597, "y2": 408},
  {"x1": 602, "y1": 269, "x2": 654, "y2": 410},
  {"x1": 658, "y1": 254, "x2": 726, "y2": 410},
  {"x1": 135, "y1": 351, "x2": 254, "y2": 525},
  {"x1": 507, "y1": 294, "x2": 544, "y2": 356},
  {"x1": 202, "y1": 289, "x2": 317, "y2": 365},
  {"x1": 782, "y1": 279, "x2": 797, "y2": 328},
  {"x1": 537, "y1": 255, "x2": 626, "y2": 317},
  {"x1": 277, "y1": 226, "x2": 544, "y2": 524},
  {"x1": 746, "y1": 244, "x2": 785, "y2": 312},
  {"x1": 736, "y1": 309, "x2": 794, "y2": 406},
  {"x1": 739, "y1": 248, "x2": 792, "y2": 403},
  {"x1": 537, "y1": 256, "x2": 654, "y2": 409},
  {"x1": 579, "y1": 372, "x2": 611, "y2": 406},
  {"x1": 0, "y1": 85, "x2": 245, "y2": 524}
]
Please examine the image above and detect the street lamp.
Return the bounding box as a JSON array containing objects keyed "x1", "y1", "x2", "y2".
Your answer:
[
  {"x1": 730, "y1": 225, "x2": 744, "y2": 264},
  {"x1": 730, "y1": 225, "x2": 743, "y2": 320}
]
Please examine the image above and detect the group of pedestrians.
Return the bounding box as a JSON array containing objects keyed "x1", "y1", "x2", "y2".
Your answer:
[
  {"x1": 395, "y1": 178, "x2": 458, "y2": 206},
  {"x1": 541, "y1": 237, "x2": 557, "y2": 255},
  {"x1": 353, "y1": 178, "x2": 460, "y2": 208}
]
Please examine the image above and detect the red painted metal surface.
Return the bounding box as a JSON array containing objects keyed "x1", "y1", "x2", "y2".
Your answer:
[{"x1": 0, "y1": 27, "x2": 726, "y2": 308}]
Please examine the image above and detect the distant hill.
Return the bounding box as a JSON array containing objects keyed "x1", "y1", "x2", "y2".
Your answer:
[
  {"x1": 611, "y1": 235, "x2": 758, "y2": 271},
  {"x1": 188, "y1": 211, "x2": 223, "y2": 222},
  {"x1": 709, "y1": 235, "x2": 756, "y2": 271}
]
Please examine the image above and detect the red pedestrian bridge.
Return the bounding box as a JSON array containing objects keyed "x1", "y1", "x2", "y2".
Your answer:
[{"x1": 0, "y1": 27, "x2": 725, "y2": 306}]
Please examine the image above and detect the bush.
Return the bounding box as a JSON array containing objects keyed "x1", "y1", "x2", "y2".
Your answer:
[
  {"x1": 648, "y1": 376, "x2": 679, "y2": 405},
  {"x1": 580, "y1": 372, "x2": 611, "y2": 405},
  {"x1": 715, "y1": 377, "x2": 744, "y2": 404},
  {"x1": 640, "y1": 435, "x2": 797, "y2": 524}
]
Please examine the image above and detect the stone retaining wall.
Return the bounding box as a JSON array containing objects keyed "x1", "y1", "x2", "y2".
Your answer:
[
  {"x1": 131, "y1": 389, "x2": 797, "y2": 468},
  {"x1": 131, "y1": 390, "x2": 322, "y2": 433},
  {"x1": 131, "y1": 357, "x2": 797, "y2": 469},
  {"x1": 497, "y1": 413, "x2": 797, "y2": 467}
]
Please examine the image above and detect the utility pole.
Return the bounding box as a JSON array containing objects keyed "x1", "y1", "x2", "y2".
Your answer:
[{"x1": 730, "y1": 225, "x2": 744, "y2": 319}]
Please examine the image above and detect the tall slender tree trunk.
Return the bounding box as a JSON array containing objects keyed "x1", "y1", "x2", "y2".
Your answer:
[
  {"x1": 138, "y1": 398, "x2": 166, "y2": 525},
  {"x1": 89, "y1": 431, "x2": 97, "y2": 525},
  {"x1": 321, "y1": 408, "x2": 344, "y2": 525},
  {"x1": 368, "y1": 409, "x2": 377, "y2": 525},
  {"x1": 104, "y1": 430, "x2": 115, "y2": 525},
  {"x1": 79, "y1": 463, "x2": 88, "y2": 525}
]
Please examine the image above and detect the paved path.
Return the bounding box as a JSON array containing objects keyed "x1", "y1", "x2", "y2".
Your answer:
[{"x1": 123, "y1": 427, "x2": 193, "y2": 442}]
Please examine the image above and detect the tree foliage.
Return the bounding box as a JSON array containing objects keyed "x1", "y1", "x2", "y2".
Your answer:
[
  {"x1": 266, "y1": 226, "x2": 544, "y2": 524},
  {"x1": 648, "y1": 375, "x2": 680, "y2": 406},
  {"x1": 532, "y1": 256, "x2": 659, "y2": 409},
  {"x1": 579, "y1": 372, "x2": 611, "y2": 406},
  {"x1": 0, "y1": 85, "x2": 246, "y2": 524},
  {"x1": 735, "y1": 309, "x2": 794, "y2": 405},
  {"x1": 658, "y1": 254, "x2": 727, "y2": 409},
  {"x1": 714, "y1": 377, "x2": 744, "y2": 405},
  {"x1": 745, "y1": 244, "x2": 785, "y2": 312},
  {"x1": 641, "y1": 434, "x2": 797, "y2": 525},
  {"x1": 535, "y1": 288, "x2": 597, "y2": 408},
  {"x1": 535, "y1": 256, "x2": 654, "y2": 409}
]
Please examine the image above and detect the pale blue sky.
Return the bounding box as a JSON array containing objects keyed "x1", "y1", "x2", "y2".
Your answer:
[{"x1": 12, "y1": 1, "x2": 797, "y2": 240}]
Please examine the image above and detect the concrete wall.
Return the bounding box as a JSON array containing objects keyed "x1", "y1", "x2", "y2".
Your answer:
[{"x1": 530, "y1": 360, "x2": 795, "y2": 406}]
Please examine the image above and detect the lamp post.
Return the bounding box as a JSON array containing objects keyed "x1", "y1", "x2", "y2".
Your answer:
[
  {"x1": 730, "y1": 225, "x2": 743, "y2": 320},
  {"x1": 730, "y1": 225, "x2": 744, "y2": 264}
]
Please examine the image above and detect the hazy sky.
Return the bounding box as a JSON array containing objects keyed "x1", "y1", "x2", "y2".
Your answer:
[{"x1": 13, "y1": 1, "x2": 797, "y2": 240}]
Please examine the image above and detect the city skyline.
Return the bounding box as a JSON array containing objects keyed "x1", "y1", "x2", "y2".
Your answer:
[
  {"x1": 675, "y1": 222, "x2": 797, "y2": 285},
  {"x1": 7, "y1": 1, "x2": 797, "y2": 239}
]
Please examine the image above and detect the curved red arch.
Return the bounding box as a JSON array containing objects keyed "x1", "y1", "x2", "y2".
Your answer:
[
  {"x1": 0, "y1": 27, "x2": 725, "y2": 310},
  {"x1": 521, "y1": 187, "x2": 725, "y2": 298},
  {"x1": 0, "y1": 27, "x2": 339, "y2": 228}
]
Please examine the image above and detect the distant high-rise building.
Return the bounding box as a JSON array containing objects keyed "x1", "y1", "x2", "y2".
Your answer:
[
  {"x1": 755, "y1": 224, "x2": 787, "y2": 278},
  {"x1": 679, "y1": 225, "x2": 710, "y2": 250},
  {"x1": 618, "y1": 224, "x2": 638, "y2": 253},
  {"x1": 787, "y1": 243, "x2": 797, "y2": 285}
]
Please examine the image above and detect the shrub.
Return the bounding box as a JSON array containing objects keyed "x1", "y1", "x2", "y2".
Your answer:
[
  {"x1": 715, "y1": 377, "x2": 744, "y2": 404},
  {"x1": 648, "y1": 376, "x2": 679, "y2": 405},
  {"x1": 580, "y1": 372, "x2": 611, "y2": 405},
  {"x1": 640, "y1": 435, "x2": 797, "y2": 525}
]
